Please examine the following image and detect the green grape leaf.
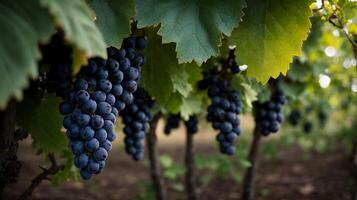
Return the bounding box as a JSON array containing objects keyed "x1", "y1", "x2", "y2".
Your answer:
[
  {"x1": 229, "y1": 0, "x2": 312, "y2": 83},
  {"x1": 136, "y1": 0, "x2": 247, "y2": 64},
  {"x1": 88, "y1": 0, "x2": 135, "y2": 48},
  {"x1": 164, "y1": 92, "x2": 183, "y2": 114},
  {"x1": 279, "y1": 81, "x2": 306, "y2": 100},
  {"x1": 180, "y1": 93, "x2": 204, "y2": 120},
  {"x1": 51, "y1": 150, "x2": 79, "y2": 186},
  {"x1": 0, "y1": 0, "x2": 54, "y2": 108},
  {"x1": 141, "y1": 29, "x2": 199, "y2": 106},
  {"x1": 287, "y1": 61, "x2": 312, "y2": 82},
  {"x1": 16, "y1": 92, "x2": 68, "y2": 154},
  {"x1": 40, "y1": 0, "x2": 107, "y2": 71},
  {"x1": 231, "y1": 75, "x2": 258, "y2": 109},
  {"x1": 338, "y1": 0, "x2": 357, "y2": 22}
]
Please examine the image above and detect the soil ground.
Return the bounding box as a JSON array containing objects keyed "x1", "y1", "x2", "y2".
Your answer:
[{"x1": 3, "y1": 118, "x2": 354, "y2": 200}]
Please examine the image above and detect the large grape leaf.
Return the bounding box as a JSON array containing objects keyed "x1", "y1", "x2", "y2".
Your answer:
[
  {"x1": 229, "y1": 0, "x2": 312, "y2": 83},
  {"x1": 16, "y1": 92, "x2": 68, "y2": 154},
  {"x1": 141, "y1": 29, "x2": 200, "y2": 106},
  {"x1": 0, "y1": 0, "x2": 54, "y2": 109},
  {"x1": 136, "y1": 0, "x2": 247, "y2": 64},
  {"x1": 40, "y1": 0, "x2": 107, "y2": 70},
  {"x1": 88, "y1": 0, "x2": 135, "y2": 48}
]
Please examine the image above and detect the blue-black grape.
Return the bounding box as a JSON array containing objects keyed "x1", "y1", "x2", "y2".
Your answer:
[
  {"x1": 164, "y1": 114, "x2": 181, "y2": 135},
  {"x1": 303, "y1": 122, "x2": 313, "y2": 133},
  {"x1": 184, "y1": 115, "x2": 199, "y2": 134},
  {"x1": 120, "y1": 87, "x2": 154, "y2": 161},
  {"x1": 58, "y1": 35, "x2": 147, "y2": 180},
  {"x1": 41, "y1": 32, "x2": 72, "y2": 98},
  {"x1": 253, "y1": 89, "x2": 287, "y2": 136},
  {"x1": 206, "y1": 76, "x2": 242, "y2": 155},
  {"x1": 288, "y1": 109, "x2": 300, "y2": 126}
]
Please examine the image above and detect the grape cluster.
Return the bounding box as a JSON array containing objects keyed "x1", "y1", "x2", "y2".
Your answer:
[
  {"x1": 253, "y1": 90, "x2": 287, "y2": 136},
  {"x1": 41, "y1": 32, "x2": 72, "y2": 98},
  {"x1": 288, "y1": 109, "x2": 301, "y2": 126},
  {"x1": 303, "y1": 122, "x2": 313, "y2": 133},
  {"x1": 184, "y1": 115, "x2": 199, "y2": 134},
  {"x1": 318, "y1": 110, "x2": 327, "y2": 127},
  {"x1": 206, "y1": 77, "x2": 242, "y2": 155},
  {"x1": 58, "y1": 35, "x2": 147, "y2": 180},
  {"x1": 120, "y1": 88, "x2": 154, "y2": 161},
  {"x1": 163, "y1": 114, "x2": 181, "y2": 135},
  {"x1": 219, "y1": 48, "x2": 240, "y2": 74}
]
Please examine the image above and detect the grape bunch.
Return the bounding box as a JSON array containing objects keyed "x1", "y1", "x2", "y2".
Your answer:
[
  {"x1": 206, "y1": 77, "x2": 242, "y2": 155},
  {"x1": 163, "y1": 114, "x2": 199, "y2": 135},
  {"x1": 184, "y1": 115, "x2": 199, "y2": 135},
  {"x1": 253, "y1": 90, "x2": 287, "y2": 136},
  {"x1": 163, "y1": 114, "x2": 181, "y2": 135},
  {"x1": 41, "y1": 32, "x2": 72, "y2": 98},
  {"x1": 219, "y1": 48, "x2": 240, "y2": 74},
  {"x1": 303, "y1": 122, "x2": 313, "y2": 133},
  {"x1": 120, "y1": 88, "x2": 154, "y2": 161},
  {"x1": 58, "y1": 35, "x2": 147, "y2": 180},
  {"x1": 288, "y1": 109, "x2": 301, "y2": 126}
]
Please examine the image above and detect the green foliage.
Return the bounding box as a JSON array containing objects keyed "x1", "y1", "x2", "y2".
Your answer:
[
  {"x1": 136, "y1": 0, "x2": 247, "y2": 64},
  {"x1": 89, "y1": 0, "x2": 135, "y2": 48},
  {"x1": 141, "y1": 28, "x2": 202, "y2": 114},
  {"x1": 0, "y1": 0, "x2": 54, "y2": 108},
  {"x1": 16, "y1": 92, "x2": 68, "y2": 154},
  {"x1": 51, "y1": 150, "x2": 79, "y2": 185},
  {"x1": 159, "y1": 155, "x2": 185, "y2": 180},
  {"x1": 40, "y1": 0, "x2": 107, "y2": 71},
  {"x1": 229, "y1": 0, "x2": 313, "y2": 83}
]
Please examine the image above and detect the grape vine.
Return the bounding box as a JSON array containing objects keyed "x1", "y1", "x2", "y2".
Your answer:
[
  {"x1": 120, "y1": 87, "x2": 154, "y2": 161},
  {"x1": 253, "y1": 89, "x2": 287, "y2": 136}
]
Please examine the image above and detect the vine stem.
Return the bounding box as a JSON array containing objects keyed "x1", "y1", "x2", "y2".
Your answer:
[
  {"x1": 146, "y1": 113, "x2": 168, "y2": 200},
  {"x1": 17, "y1": 154, "x2": 64, "y2": 200},
  {"x1": 0, "y1": 100, "x2": 17, "y2": 196},
  {"x1": 242, "y1": 126, "x2": 262, "y2": 200},
  {"x1": 185, "y1": 131, "x2": 197, "y2": 200}
]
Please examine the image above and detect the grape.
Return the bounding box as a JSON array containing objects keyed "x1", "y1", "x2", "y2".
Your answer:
[
  {"x1": 184, "y1": 115, "x2": 199, "y2": 134},
  {"x1": 94, "y1": 129, "x2": 107, "y2": 142},
  {"x1": 80, "y1": 169, "x2": 92, "y2": 180},
  {"x1": 164, "y1": 114, "x2": 181, "y2": 135},
  {"x1": 90, "y1": 115, "x2": 104, "y2": 129},
  {"x1": 75, "y1": 154, "x2": 89, "y2": 169},
  {"x1": 288, "y1": 109, "x2": 300, "y2": 126},
  {"x1": 80, "y1": 126, "x2": 95, "y2": 140},
  {"x1": 206, "y1": 78, "x2": 242, "y2": 155},
  {"x1": 303, "y1": 122, "x2": 313, "y2": 133},
  {"x1": 70, "y1": 141, "x2": 84, "y2": 155},
  {"x1": 200, "y1": 63, "x2": 242, "y2": 155},
  {"x1": 59, "y1": 101, "x2": 74, "y2": 115},
  {"x1": 135, "y1": 36, "x2": 147, "y2": 50},
  {"x1": 87, "y1": 159, "x2": 100, "y2": 173},
  {"x1": 120, "y1": 88, "x2": 154, "y2": 161},
  {"x1": 82, "y1": 99, "x2": 97, "y2": 114},
  {"x1": 85, "y1": 138, "x2": 100, "y2": 152},
  {"x1": 94, "y1": 147, "x2": 108, "y2": 161},
  {"x1": 75, "y1": 90, "x2": 90, "y2": 104},
  {"x1": 253, "y1": 89, "x2": 287, "y2": 136},
  {"x1": 41, "y1": 32, "x2": 72, "y2": 98},
  {"x1": 58, "y1": 35, "x2": 147, "y2": 180}
]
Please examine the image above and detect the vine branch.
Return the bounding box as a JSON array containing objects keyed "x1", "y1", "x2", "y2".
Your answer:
[
  {"x1": 17, "y1": 154, "x2": 64, "y2": 200},
  {"x1": 146, "y1": 112, "x2": 168, "y2": 200},
  {"x1": 316, "y1": 0, "x2": 357, "y2": 60},
  {"x1": 185, "y1": 131, "x2": 197, "y2": 200},
  {"x1": 242, "y1": 126, "x2": 262, "y2": 200}
]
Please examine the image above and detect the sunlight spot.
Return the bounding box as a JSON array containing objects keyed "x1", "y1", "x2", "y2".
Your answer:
[
  {"x1": 324, "y1": 46, "x2": 336, "y2": 57},
  {"x1": 319, "y1": 74, "x2": 331, "y2": 88}
]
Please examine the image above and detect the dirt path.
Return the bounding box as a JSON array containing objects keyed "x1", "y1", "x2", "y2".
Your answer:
[{"x1": 2, "y1": 120, "x2": 353, "y2": 200}]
